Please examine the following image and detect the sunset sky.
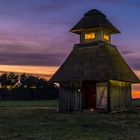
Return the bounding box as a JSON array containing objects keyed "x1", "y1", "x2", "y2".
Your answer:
[{"x1": 0, "y1": 0, "x2": 140, "y2": 98}]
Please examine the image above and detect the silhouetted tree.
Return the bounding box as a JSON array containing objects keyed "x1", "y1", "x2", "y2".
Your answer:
[
  {"x1": 0, "y1": 72, "x2": 59, "y2": 100},
  {"x1": 20, "y1": 74, "x2": 40, "y2": 88},
  {"x1": 0, "y1": 72, "x2": 19, "y2": 88},
  {"x1": 20, "y1": 73, "x2": 30, "y2": 88}
]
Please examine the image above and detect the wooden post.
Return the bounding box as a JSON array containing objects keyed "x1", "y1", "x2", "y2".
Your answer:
[{"x1": 107, "y1": 81, "x2": 110, "y2": 112}]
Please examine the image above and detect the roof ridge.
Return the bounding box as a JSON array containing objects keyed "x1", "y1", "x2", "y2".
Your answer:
[{"x1": 70, "y1": 9, "x2": 120, "y2": 34}]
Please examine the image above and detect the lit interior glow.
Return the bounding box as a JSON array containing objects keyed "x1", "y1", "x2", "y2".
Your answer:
[
  {"x1": 85, "y1": 32, "x2": 95, "y2": 40},
  {"x1": 104, "y1": 34, "x2": 109, "y2": 40}
]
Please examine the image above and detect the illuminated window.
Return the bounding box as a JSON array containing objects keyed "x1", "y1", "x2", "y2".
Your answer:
[
  {"x1": 85, "y1": 32, "x2": 95, "y2": 40},
  {"x1": 104, "y1": 34, "x2": 109, "y2": 40}
]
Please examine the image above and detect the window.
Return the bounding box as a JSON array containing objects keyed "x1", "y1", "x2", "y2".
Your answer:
[
  {"x1": 104, "y1": 34, "x2": 109, "y2": 41},
  {"x1": 85, "y1": 32, "x2": 95, "y2": 40}
]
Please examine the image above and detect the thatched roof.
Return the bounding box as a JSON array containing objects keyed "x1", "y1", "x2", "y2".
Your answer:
[
  {"x1": 50, "y1": 41, "x2": 139, "y2": 83},
  {"x1": 70, "y1": 9, "x2": 120, "y2": 34}
]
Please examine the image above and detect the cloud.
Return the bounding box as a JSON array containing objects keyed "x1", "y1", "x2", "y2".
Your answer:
[
  {"x1": 119, "y1": 47, "x2": 140, "y2": 71},
  {"x1": 94, "y1": 0, "x2": 140, "y2": 7},
  {"x1": 121, "y1": 50, "x2": 134, "y2": 55},
  {"x1": 32, "y1": 0, "x2": 80, "y2": 13},
  {"x1": 0, "y1": 17, "x2": 76, "y2": 67},
  {"x1": 125, "y1": 55, "x2": 140, "y2": 71},
  {"x1": 0, "y1": 0, "x2": 139, "y2": 71},
  {"x1": 132, "y1": 63, "x2": 140, "y2": 70},
  {"x1": 0, "y1": 51, "x2": 66, "y2": 66},
  {"x1": 129, "y1": 58, "x2": 140, "y2": 70},
  {"x1": 0, "y1": 38, "x2": 72, "y2": 67}
]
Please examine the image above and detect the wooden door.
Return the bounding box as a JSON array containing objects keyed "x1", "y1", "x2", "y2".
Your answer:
[
  {"x1": 96, "y1": 83, "x2": 108, "y2": 109},
  {"x1": 84, "y1": 82, "x2": 96, "y2": 110}
]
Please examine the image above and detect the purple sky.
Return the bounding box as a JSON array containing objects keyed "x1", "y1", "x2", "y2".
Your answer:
[{"x1": 0, "y1": 0, "x2": 140, "y2": 70}]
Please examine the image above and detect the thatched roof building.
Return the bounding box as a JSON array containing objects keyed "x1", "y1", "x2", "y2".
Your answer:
[
  {"x1": 50, "y1": 9, "x2": 139, "y2": 112},
  {"x1": 51, "y1": 41, "x2": 139, "y2": 83},
  {"x1": 70, "y1": 9, "x2": 120, "y2": 34}
]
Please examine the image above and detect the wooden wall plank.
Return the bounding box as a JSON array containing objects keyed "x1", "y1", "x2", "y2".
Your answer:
[{"x1": 59, "y1": 81, "x2": 82, "y2": 112}]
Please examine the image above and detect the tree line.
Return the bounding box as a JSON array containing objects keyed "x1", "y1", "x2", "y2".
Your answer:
[{"x1": 0, "y1": 72, "x2": 58, "y2": 100}]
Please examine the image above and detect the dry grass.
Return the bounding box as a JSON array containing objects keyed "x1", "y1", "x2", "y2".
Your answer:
[
  {"x1": 131, "y1": 99, "x2": 140, "y2": 107},
  {"x1": 0, "y1": 107, "x2": 140, "y2": 140},
  {"x1": 0, "y1": 100, "x2": 58, "y2": 107}
]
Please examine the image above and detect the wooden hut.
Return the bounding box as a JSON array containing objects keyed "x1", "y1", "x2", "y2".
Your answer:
[{"x1": 50, "y1": 9, "x2": 139, "y2": 112}]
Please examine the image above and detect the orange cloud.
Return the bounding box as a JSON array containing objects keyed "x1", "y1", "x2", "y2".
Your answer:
[
  {"x1": 132, "y1": 90, "x2": 140, "y2": 98},
  {"x1": 0, "y1": 65, "x2": 58, "y2": 80}
]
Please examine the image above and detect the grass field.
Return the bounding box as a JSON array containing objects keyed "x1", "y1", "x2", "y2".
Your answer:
[
  {"x1": 0, "y1": 99, "x2": 139, "y2": 108},
  {"x1": 0, "y1": 108, "x2": 140, "y2": 140},
  {"x1": 0, "y1": 100, "x2": 58, "y2": 107},
  {"x1": 131, "y1": 99, "x2": 140, "y2": 107},
  {"x1": 0, "y1": 100, "x2": 139, "y2": 140}
]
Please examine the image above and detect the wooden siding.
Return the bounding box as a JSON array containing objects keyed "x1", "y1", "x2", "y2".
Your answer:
[
  {"x1": 96, "y1": 82, "x2": 108, "y2": 111},
  {"x1": 59, "y1": 82, "x2": 82, "y2": 112},
  {"x1": 109, "y1": 80, "x2": 131, "y2": 112}
]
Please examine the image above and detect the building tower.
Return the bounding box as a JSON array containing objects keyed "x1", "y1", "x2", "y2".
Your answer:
[{"x1": 50, "y1": 9, "x2": 139, "y2": 112}]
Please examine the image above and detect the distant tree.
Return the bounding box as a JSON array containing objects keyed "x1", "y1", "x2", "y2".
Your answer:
[
  {"x1": 20, "y1": 73, "x2": 30, "y2": 88},
  {"x1": 36, "y1": 78, "x2": 48, "y2": 88},
  {"x1": 0, "y1": 72, "x2": 59, "y2": 100},
  {"x1": 0, "y1": 72, "x2": 19, "y2": 88},
  {"x1": 20, "y1": 73, "x2": 44, "y2": 88}
]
